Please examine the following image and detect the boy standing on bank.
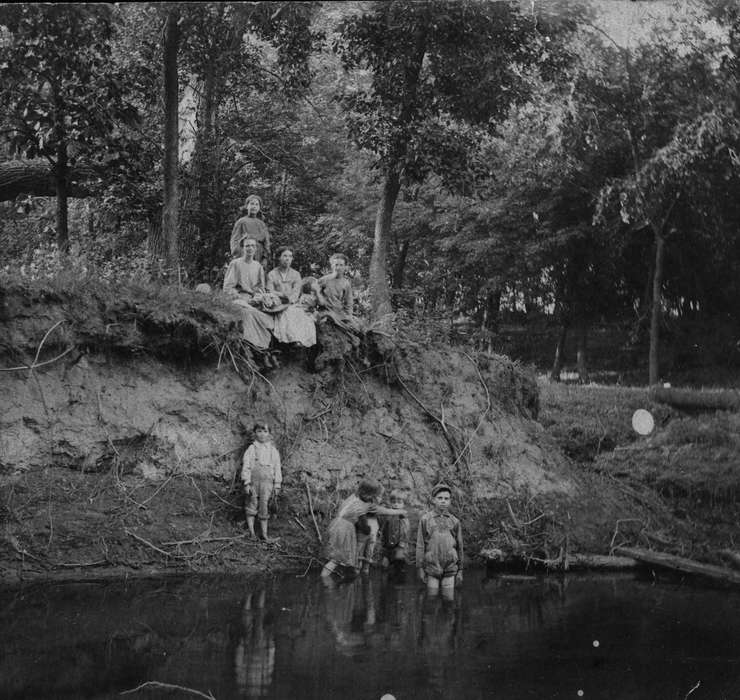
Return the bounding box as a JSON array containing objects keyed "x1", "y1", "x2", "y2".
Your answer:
[
  {"x1": 242, "y1": 422, "x2": 282, "y2": 541},
  {"x1": 416, "y1": 483, "x2": 464, "y2": 596}
]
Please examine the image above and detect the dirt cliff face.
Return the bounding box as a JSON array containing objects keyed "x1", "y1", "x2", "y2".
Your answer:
[
  {"x1": 1, "y1": 335, "x2": 574, "y2": 497},
  {"x1": 0, "y1": 283, "x2": 612, "y2": 584}
]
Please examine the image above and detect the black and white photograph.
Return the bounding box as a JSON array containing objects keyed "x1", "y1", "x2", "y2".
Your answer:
[{"x1": 1, "y1": 1, "x2": 739, "y2": 698}]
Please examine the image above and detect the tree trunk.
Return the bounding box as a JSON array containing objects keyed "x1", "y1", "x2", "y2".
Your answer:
[
  {"x1": 483, "y1": 287, "x2": 501, "y2": 333},
  {"x1": 649, "y1": 232, "x2": 665, "y2": 385},
  {"x1": 576, "y1": 319, "x2": 589, "y2": 383},
  {"x1": 391, "y1": 238, "x2": 410, "y2": 291},
  {"x1": 550, "y1": 320, "x2": 569, "y2": 382},
  {"x1": 54, "y1": 141, "x2": 69, "y2": 252},
  {"x1": 480, "y1": 287, "x2": 501, "y2": 353},
  {"x1": 648, "y1": 385, "x2": 740, "y2": 412},
  {"x1": 369, "y1": 168, "x2": 401, "y2": 318},
  {"x1": 161, "y1": 8, "x2": 180, "y2": 275}
]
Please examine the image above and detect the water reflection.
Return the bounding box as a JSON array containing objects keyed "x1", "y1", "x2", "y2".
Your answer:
[
  {"x1": 234, "y1": 588, "x2": 275, "y2": 698},
  {"x1": 1, "y1": 570, "x2": 739, "y2": 699},
  {"x1": 323, "y1": 576, "x2": 377, "y2": 657},
  {"x1": 417, "y1": 589, "x2": 462, "y2": 697}
]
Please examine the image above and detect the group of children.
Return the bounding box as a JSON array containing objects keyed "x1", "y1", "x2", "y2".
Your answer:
[
  {"x1": 236, "y1": 421, "x2": 465, "y2": 592},
  {"x1": 223, "y1": 193, "x2": 358, "y2": 366},
  {"x1": 320, "y1": 479, "x2": 464, "y2": 595},
  {"x1": 231, "y1": 194, "x2": 464, "y2": 588}
]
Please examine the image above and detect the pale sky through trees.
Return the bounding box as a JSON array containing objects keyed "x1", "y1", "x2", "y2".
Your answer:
[{"x1": 588, "y1": 0, "x2": 722, "y2": 47}]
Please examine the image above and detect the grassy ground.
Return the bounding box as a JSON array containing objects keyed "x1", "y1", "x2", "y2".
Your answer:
[{"x1": 538, "y1": 377, "x2": 740, "y2": 563}]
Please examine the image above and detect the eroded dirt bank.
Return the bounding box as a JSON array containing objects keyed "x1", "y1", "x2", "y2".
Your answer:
[{"x1": 1, "y1": 283, "x2": 735, "y2": 586}]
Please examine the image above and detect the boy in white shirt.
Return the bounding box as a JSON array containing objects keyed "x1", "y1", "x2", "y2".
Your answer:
[{"x1": 242, "y1": 421, "x2": 282, "y2": 541}]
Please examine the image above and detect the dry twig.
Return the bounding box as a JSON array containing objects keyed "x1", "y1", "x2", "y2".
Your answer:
[
  {"x1": 0, "y1": 345, "x2": 75, "y2": 372},
  {"x1": 305, "y1": 482, "x2": 323, "y2": 545},
  {"x1": 125, "y1": 529, "x2": 174, "y2": 558},
  {"x1": 450, "y1": 352, "x2": 493, "y2": 472},
  {"x1": 395, "y1": 373, "x2": 462, "y2": 461},
  {"x1": 140, "y1": 474, "x2": 174, "y2": 506},
  {"x1": 120, "y1": 681, "x2": 215, "y2": 699}
]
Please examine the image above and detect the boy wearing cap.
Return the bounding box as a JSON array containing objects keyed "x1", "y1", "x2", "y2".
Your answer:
[{"x1": 416, "y1": 483, "x2": 464, "y2": 595}]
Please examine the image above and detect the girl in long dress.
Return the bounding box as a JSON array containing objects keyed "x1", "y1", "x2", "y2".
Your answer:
[
  {"x1": 223, "y1": 236, "x2": 275, "y2": 350},
  {"x1": 230, "y1": 194, "x2": 271, "y2": 264},
  {"x1": 268, "y1": 248, "x2": 317, "y2": 347}
]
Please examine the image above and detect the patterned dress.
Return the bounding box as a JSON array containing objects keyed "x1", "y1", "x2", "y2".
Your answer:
[{"x1": 268, "y1": 268, "x2": 317, "y2": 347}]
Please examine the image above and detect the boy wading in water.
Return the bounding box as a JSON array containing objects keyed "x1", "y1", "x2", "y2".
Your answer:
[
  {"x1": 416, "y1": 483, "x2": 464, "y2": 598},
  {"x1": 242, "y1": 422, "x2": 282, "y2": 542},
  {"x1": 380, "y1": 489, "x2": 410, "y2": 579}
]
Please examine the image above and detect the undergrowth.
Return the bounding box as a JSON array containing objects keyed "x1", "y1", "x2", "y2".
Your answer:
[{"x1": 0, "y1": 269, "x2": 255, "y2": 370}]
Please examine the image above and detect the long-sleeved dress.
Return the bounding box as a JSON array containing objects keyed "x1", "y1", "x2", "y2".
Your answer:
[
  {"x1": 415, "y1": 509, "x2": 464, "y2": 577},
  {"x1": 230, "y1": 215, "x2": 271, "y2": 262},
  {"x1": 223, "y1": 258, "x2": 275, "y2": 349},
  {"x1": 268, "y1": 267, "x2": 317, "y2": 347},
  {"x1": 318, "y1": 274, "x2": 361, "y2": 335},
  {"x1": 326, "y1": 494, "x2": 377, "y2": 569}
]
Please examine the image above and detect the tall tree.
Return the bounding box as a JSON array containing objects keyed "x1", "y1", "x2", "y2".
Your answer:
[
  {"x1": 591, "y1": 22, "x2": 735, "y2": 384},
  {"x1": 334, "y1": 0, "x2": 560, "y2": 317},
  {"x1": 0, "y1": 5, "x2": 137, "y2": 251},
  {"x1": 161, "y1": 6, "x2": 180, "y2": 274},
  {"x1": 176, "y1": 1, "x2": 320, "y2": 279}
]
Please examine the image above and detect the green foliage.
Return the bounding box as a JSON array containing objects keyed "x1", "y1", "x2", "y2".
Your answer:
[
  {"x1": 333, "y1": 0, "x2": 548, "y2": 189},
  {"x1": 0, "y1": 5, "x2": 141, "y2": 170},
  {"x1": 1, "y1": 1, "x2": 739, "y2": 380}
]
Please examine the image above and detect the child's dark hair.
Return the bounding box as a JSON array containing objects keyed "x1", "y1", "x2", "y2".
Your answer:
[
  {"x1": 277, "y1": 246, "x2": 293, "y2": 258},
  {"x1": 253, "y1": 421, "x2": 269, "y2": 432},
  {"x1": 357, "y1": 478, "x2": 381, "y2": 502},
  {"x1": 301, "y1": 276, "x2": 317, "y2": 294}
]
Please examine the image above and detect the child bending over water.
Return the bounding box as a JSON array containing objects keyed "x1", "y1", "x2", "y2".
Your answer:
[{"x1": 321, "y1": 479, "x2": 406, "y2": 582}]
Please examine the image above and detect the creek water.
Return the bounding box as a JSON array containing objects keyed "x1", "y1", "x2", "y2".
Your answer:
[{"x1": 1, "y1": 568, "x2": 738, "y2": 700}]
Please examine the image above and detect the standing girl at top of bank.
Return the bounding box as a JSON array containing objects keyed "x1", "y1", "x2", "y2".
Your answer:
[{"x1": 230, "y1": 194, "x2": 271, "y2": 264}]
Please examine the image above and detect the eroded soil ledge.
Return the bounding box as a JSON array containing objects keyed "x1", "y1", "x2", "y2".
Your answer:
[{"x1": 1, "y1": 282, "x2": 737, "y2": 586}]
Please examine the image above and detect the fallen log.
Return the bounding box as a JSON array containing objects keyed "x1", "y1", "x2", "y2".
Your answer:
[
  {"x1": 615, "y1": 546, "x2": 740, "y2": 586},
  {"x1": 719, "y1": 549, "x2": 740, "y2": 570},
  {"x1": 479, "y1": 548, "x2": 638, "y2": 571},
  {"x1": 648, "y1": 386, "x2": 740, "y2": 412},
  {"x1": 0, "y1": 159, "x2": 96, "y2": 201},
  {"x1": 564, "y1": 553, "x2": 638, "y2": 570}
]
